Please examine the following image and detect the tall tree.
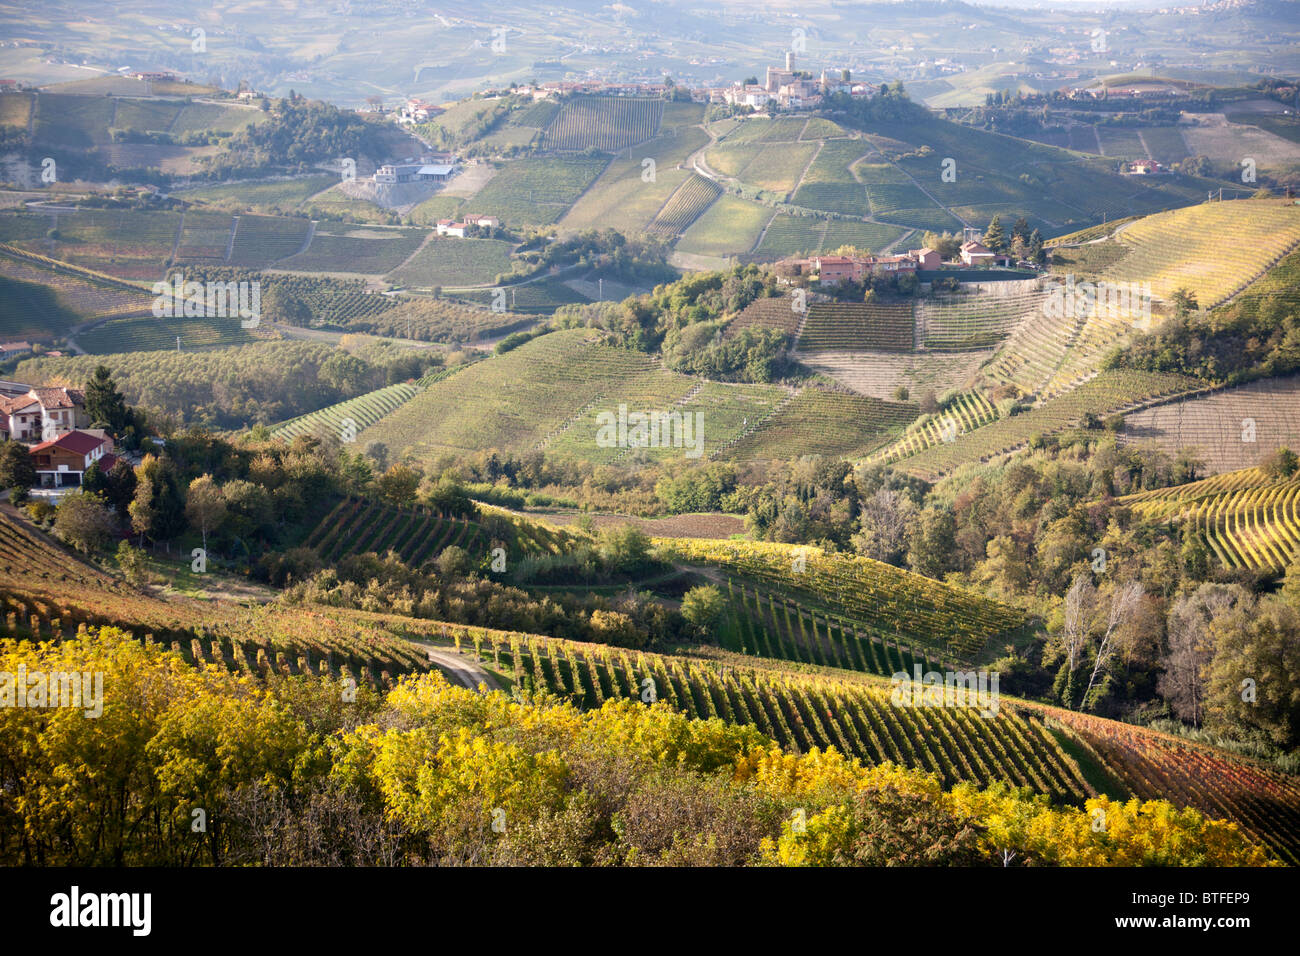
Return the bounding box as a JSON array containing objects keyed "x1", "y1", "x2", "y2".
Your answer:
[
  {"x1": 983, "y1": 214, "x2": 1007, "y2": 254},
  {"x1": 129, "y1": 455, "x2": 185, "y2": 544},
  {"x1": 84, "y1": 365, "x2": 130, "y2": 433},
  {"x1": 0, "y1": 440, "x2": 36, "y2": 492},
  {"x1": 185, "y1": 474, "x2": 228, "y2": 551}
]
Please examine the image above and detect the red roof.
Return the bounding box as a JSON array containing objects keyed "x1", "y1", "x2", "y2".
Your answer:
[{"x1": 31, "y1": 430, "x2": 106, "y2": 456}]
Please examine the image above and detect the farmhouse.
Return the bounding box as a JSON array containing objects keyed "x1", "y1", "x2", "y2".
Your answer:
[
  {"x1": 30, "y1": 429, "x2": 115, "y2": 488},
  {"x1": 799, "y1": 252, "x2": 922, "y2": 285},
  {"x1": 959, "y1": 240, "x2": 1011, "y2": 267},
  {"x1": 0, "y1": 386, "x2": 87, "y2": 442},
  {"x1": 0, "y1": 341, "x2": 32, "y2": 360},
  {"x1": 437, "y1": 213, "x2": 499, "y2": 237},
  {"x1": 1127, "y1": 159, "x2": 1166, "y2": 175},
  {"x1": 909, "y1": 248, "x2": 942, "y2": 270}
]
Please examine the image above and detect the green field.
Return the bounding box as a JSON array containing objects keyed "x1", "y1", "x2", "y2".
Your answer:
[
  {"x1": 468, "y1": 156, "x2": 608, "y2": 226},
  {"x1": 543, "y1": 96, "x2": 664, "y2": 151},
  {"x1": 180, "y1": 175, "x2": 337, "y2": 211},
  {"x1": 386, "y1": 237, "x2": 513, "y2": 288},
  {"x1": 723, "y1": 388, "x2": 916, "y2": 460},
  {"x1": 279, "y1": 225, "x2": 427, "y2": 275},
  {"x1": 560, "y1": 126, "x2": 707, "y2": 232},
  {"x1": 227, "y1": 214, "x2": 311, "y2": 267},
  {"x1": 676, "y1": 195, "x2": 770, "y2": 258},
  {"x1": 361, "y1": 329, "x2": 660, "y2": 461},
  {"x1": 75, "y1": 314, "x2": 256, "y2": 354}
]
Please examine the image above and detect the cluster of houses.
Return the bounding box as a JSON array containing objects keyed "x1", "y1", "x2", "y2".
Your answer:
[
  {"x1": 714, "y1": 53, "x2": 876, "y2": 110},
  {"x1": 782, "y1": 239, "x2": 1013, "y2": 285},
  {"x1": 0, "y1": 382, "x2": 119, "y2": 492},
  {"x1": 434, "y1": 213, "x2": 499, "y2": 237}
]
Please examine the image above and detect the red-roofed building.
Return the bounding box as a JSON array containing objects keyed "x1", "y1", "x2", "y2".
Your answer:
[
  {"x1": 30, "y1": 430, "x2": 114, "y2": 488},
  {"x1": 0, "y1": 385, "x2": 87, "y2": 442}
]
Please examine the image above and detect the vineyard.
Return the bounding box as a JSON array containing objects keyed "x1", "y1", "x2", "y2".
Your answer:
[
  {"x1": 1100, "y1": 200, "x2": 1300, "y2": 307},
  {"x1": 76, "y1": 314, "x2": 257, "y2": 354},
  {"x1": 754, "y1": 215, "x2": 828, "y2": 257},
  {"x1": 498, "y1": 631, "x2": 1091, "y2": 802},
  {"x1": 543, "y1": 96, "x2": 664, "y2": 152},
  {"x1": 916, "y1": 281, "x2": 1046, "y2": 350},
  {"x1": 360, "y1": 330, "x2": 665, "y2": 463},
  {"x1": 1118, "y1": 375, "x2": 1300, "y2": 475},
  {"x1": 723, "y1": 294, "x2": 804, "y2": 339},
  {"x1": 227, "y1": 214, "x2": 313, "y2": 268},
  {"x1": 279, "y1": 225, "x2": 427, "y2": 275},
  {"x1": 468, "y1": 156, "x2": 609, "y2": 226},
  {"x1": 797, "y1": 300, "x2": 916, "y2": 352},
  {"x1": 719, "y1": 577, "x2": 950, "y2": 676},
  {"x1": 656, "y1": 537, "x2": 1026, "y2": 662},
  {"x1": 790, "y1": 139, "x2": 874, "y2": 217},
  {"x1": 0, "y1": 253, "x2": 152, "y2": 333},
  {"x1": 721, "y1": 388, "x2": 914, "y2": 461},
  {"x1": 1116, "y1": 465, "x2": 1300, "y2": 572},
  {"x1": 386, "y1": 237, "x2": 513, "y2": 288},
  {"x1": 804, "y1": 348, "x2": 996, "y2": 402},
  {"x1": 894, "y1": 370, "x2": 1204, "y2": 480},
  {"x1": 646, "y1": 174, "x2": 722, "y2": 237},
  {"x1": 676, "y1": 196, "x2": 771, "y2": 259},
  {"x1": 303, "y1": 496, "x2": 576, "y2": 567},
  {"x1": 174, "y1": 210, "x2": 237, "y2": 261},
  {"x1": 1041, "y1": 705, "x2": 1300, "y2": 865},
  {"x1": 271, "y1": 382, "x2": 420, "y2": 442},
  {"x1": 869, "y1": 392, "x2": 999, "y2": 466}
]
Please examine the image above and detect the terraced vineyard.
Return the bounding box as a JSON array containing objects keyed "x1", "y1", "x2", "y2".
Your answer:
[
  {"x1": 271, "y1": 382, "x2": 420, "y2": 442},
  {"x1": 1116, "y1": 466, "x2": 1300, "y2": 572},
  {"x1": 869, "y1": 392, "x2": 999, "y2": 466},
  {"x1": 1118, "y1": 375, "x2": 1300, "y2": 475},
  {"x1": 227, "y1": 214, "x2": 312, "y2": 267},
  {"x1": 896, "y1": 370, "x2": 1204, "y2": 479},
  {"x1": 723, "y1": 294, "x2": 804, "y2": 339},
  {"x1": 721, "y1": 388, "x2": 916, "y2": 461},
  {"x1": 916, "y1": 281, "x2": 1046, "y2": 350},
  {"x1": 805, "y1": 349, "x2": 996, "y2": 402},
  {"x1": 797, "y1": 300, "x2": 915, "y2": 351},
  {"x1": 658, "y1": 537, "x2": 1026, "y2": 662},
  {"x1": 1098, "y1": 200, "x2": 1300, "y2": 307},
  {"x1": 646, "y1": 174, "x2": 722, "y2": 237},
  {"x1": 543, "y1": 96, "x2": 663, "y2": 151}
]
